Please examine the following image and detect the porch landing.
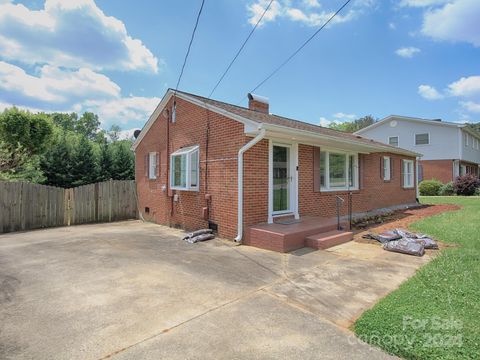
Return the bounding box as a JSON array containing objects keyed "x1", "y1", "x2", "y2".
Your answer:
[{"x1": 244, "y1": 216, "x2": 353, "y2": 253}]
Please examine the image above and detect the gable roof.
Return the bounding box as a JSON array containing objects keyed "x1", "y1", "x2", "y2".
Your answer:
[
  {"x1": 355, "y1": 115, "x2": 480, "y2": 140},
  {"x1": 132, "y1": 89, "x2": 420, "y2": 156}
]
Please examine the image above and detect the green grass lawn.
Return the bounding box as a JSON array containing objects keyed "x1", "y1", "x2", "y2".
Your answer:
[{"x1": 354, "y1": 196, "x2": 480, "y2": 360}]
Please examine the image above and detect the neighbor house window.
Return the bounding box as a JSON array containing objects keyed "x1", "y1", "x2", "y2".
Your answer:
[
  {"x1": 415, "y1": 133, "x2": 429, "y2": 145},
  {"x1": 388, "y1": 136, "x2": 399, "y2": 147},
  {"x1": 319, "y1": 150, "x2": 358, "y2": 191},
  {"x1": 402, "y1": 160, "x2": 414, "y2": 188},
  {"x1": 464, "y1": 132, "x2": 469, "y2": 146},
  {"x1": 148, "y1": 152, "x2": 158, "y2": 179},
  {"x1": 383, "y1": 156, "x2": 391, "y2": 181},
  {"x1": 170, "y1": 145, "x2": 199, "y2": 190}
]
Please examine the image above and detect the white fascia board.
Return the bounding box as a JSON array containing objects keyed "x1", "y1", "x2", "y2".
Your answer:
[
  {"x1": 131, "y1": 90, "x2": 261, "y2": 151},
  {"x1": 355, "y1": 115, "x2": 464, "y2": 135},
  {"x1": 131, "y1": 89, "x2": 174, "y2": 151},
  {"x1": 260, "y1": 123, "x2": 421, "y2": 157}
]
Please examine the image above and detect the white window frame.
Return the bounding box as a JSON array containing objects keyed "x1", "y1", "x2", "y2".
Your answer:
[
  {"x1": 388, "y1": 136, "x2": 399, "y2": 147},
  {"x1": 464, "y1": 132, "x2": 469, "y2": 146},
  {"x1": 320, "y1": 150, "x2": 358, "y2": 191},
  {"x1": 170, "y1": 145, "x2": 199, "y2": 191},
  {"x1": 148, "y1": 152, "x2": 157, "y2": 180},
  {"x1": 414, "y1": 133, "x2": 430, "y2": 146},
  {"x1": 383, "y1": 156, "x2": 391, "y2": 181},
  {"x1": 402, "y1": 159, "x2": 414, "y2": 188}
]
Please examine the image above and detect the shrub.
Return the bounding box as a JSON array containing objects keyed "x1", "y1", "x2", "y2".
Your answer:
[
  {"x1": 475, "y1": 187, "x2": 480, "y2": 196},
  {"x1": 454, "y1": 174, "x2": 480, "y2": 196},
  {"x1": 439, "y1": 181, "x2": 455, "y2": 196},
  {"x1": 419, "y1": 179, "x2": 443, "y2": 196}
]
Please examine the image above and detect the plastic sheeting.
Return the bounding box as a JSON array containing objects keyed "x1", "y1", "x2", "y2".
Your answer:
[
  {"x1": 182, "y1": 229, "x2": 215, "y2": 244},
  {"x1": 383, "y1": 239, "x2": 425, "y2": 257}
]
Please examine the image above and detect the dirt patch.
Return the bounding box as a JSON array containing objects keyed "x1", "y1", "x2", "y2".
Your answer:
[{"x1": 353, "y1": 204, "x2": 461, "y2": 249}]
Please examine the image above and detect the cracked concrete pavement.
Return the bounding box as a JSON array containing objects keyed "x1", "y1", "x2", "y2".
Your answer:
[{"x1": 0, "y1": 221, "x2": 431, "y2": 359}]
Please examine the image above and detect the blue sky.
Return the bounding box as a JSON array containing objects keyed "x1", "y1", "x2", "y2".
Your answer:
[{"x1": 0, "y1": 0, "x2": 479, "y2": 137}]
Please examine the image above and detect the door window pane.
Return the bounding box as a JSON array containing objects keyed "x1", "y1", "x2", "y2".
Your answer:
[{"x1": 273, "y1": 146, "x2": 289, "y2": 212}]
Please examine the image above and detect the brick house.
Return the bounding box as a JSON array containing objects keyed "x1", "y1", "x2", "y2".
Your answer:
[
  {"x1": 356, "y1": 115, "x2": 480, "y2": 184},
  {"x1": 132, "y1": 90, "x2": 420, "y2": 252}
]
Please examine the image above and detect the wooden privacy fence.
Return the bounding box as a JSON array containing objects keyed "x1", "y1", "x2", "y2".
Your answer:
[{"x1": 0, "y1": 180, "x2": 137, "y2": 233}]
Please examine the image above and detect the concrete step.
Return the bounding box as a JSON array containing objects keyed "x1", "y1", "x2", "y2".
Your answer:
[{"x1": 305, "y1": 230, "x2": 353, "y2": 250}]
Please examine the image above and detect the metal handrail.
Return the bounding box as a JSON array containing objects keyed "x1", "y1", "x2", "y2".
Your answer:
[{"x1": 335, "y1": 195, "x2": 345, "y2": 230}]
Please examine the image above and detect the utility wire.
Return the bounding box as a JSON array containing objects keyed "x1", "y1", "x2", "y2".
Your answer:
[
  {"x1": 240, "y1": 0, "x2": 352, "y2": 103},
  {"x1": 174, "y1": 0, "x2": 206, "y2": 94},
  {"x1": 208, "y1": 0, "x2": 275, "y2": 98}
]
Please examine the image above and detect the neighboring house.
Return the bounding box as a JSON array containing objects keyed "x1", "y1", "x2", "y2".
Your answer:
[
  {"x1": 355, "y1": 115, "x2": 480, "y2": 184},
  {"x1": 132, "y1": 90, "x2": 420, "y2": 252}
]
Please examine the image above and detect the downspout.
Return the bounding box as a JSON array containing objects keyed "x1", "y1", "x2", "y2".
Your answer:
[
  {"x1": 415, "y1": 156, "x2": 420, "y2": 201},
  {"x1": 235, "y1": 128, "x2": 266, "y2": 242}
]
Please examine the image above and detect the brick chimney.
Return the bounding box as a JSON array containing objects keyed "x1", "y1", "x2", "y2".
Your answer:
[{"x1": 248, "y1": 93, "x2": 269, "y2": 114}]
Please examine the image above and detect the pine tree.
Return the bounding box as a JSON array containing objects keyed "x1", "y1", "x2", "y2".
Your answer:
[
  {"x1": 111, "y1": 142, "x2": 134, "y2": 180},
  {"x1": 41, "y1": 135, "x2": 74, "y2": 188},
  {"x1": 71, "y1": 136, "x2": 98, "y2": 186},
  {"x1": 97, "y1": 143, "x2": 113, "y2": 181}
]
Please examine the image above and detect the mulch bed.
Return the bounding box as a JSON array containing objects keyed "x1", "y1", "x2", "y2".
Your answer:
[{"x1": 353, "y1": 204, "x2": 461, "y2": 247}]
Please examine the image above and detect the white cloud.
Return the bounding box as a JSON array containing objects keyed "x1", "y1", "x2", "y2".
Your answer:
[
  {"x1": 247, "y1": 0, "x2": 375, "y2": 27},
  {"x1": 460, "y1": 101, "x2": 480, "y2": 113},
  {"x1": 400, "y1": 0, "x2": 449, "y2": 7},
  {"x1": 421, "y1": 0, "x2": 480, "y2": 47},
  {"x1": 418, "y1": 84, "x2": 444, "y2": 100},
  {"x1": 0, "y1": 0, "x2": 159, "y2": 72},
  {"x1": 389, "y1": 22, "x2": 396, "y2": 30},
  {"x1": 82, "y1": 96, "x2": 161, "y2": 126},
  {"x1": 319, "y1": 117, "x2": 333, "y2": 127},
  {"x1": 395, "y1": 46, "x2": 421, "y2": 58},
  {"x1": 333, "y1": 112, "x2": 357, "y2": 120},
  {"x1": 0, "y1": 61, "x2": 120, "y2": 105},
  {"x1": 448, "y1": 76, "x2": 480, "y2": 97}
]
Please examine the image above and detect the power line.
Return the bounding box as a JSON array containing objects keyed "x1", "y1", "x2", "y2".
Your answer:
[
  {"x1": 174, "y1": 0, "x2": 206, "y2": 94},
  {"x1": 240, "y1": 0, "x2": 353, "y2": 102},
  {"x1": 208, "y1": 0, "x2": 275, "y2": 99}
]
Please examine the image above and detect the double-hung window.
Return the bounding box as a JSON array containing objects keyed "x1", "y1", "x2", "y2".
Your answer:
[
  {"x1": 148, "y1": 152, "x2": 158, "y2": 179},
  {"x1": 402, "y1": 160, "x2": 414, "y2": 188},
  {"x1": 319, "y1": 150, "x2": 358, "y2": 191},
  {"x1": 170, "y1": 145, "x2": 199, "y2": 191},
  {"x1": 415, "y1": 133, "x2": 429, "y2": 145},
  {"x1": 388, "y1": 136, "x2": 399, "y2": 147},
  {"x1": 383, "y1": 156, "x2": 391, "y2": 181}
]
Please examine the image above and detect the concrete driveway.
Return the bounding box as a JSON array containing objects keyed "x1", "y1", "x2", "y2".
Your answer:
[{"x1": 0, "y1": 221, "x2": 431, "y2": 360}]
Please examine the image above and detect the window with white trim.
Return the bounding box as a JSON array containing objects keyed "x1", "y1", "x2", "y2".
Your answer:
[
  {"x1": 148, "y1": 152, "x2": 157, "y2": 179},
  {"x1": 464, "y1": 132, "x2": 469, "y2": 146},
  {"x1": 383, "y1": 156, "x2": 391, "y2": 181},
  {"x1": 402, "y1": 160, "x2": 414, "y2": 188},
  {"x1": 388, "y1": 136, "x2": 399, "y2": 147},
  {"x1": 319, "y1": 150, "x2": 358, "y2": 191},
  {"x1": 415, "y1": 133, "x2": 429, "y2": 145},
  {"x1": 170, "y1": 145, "x2": 199, "y2": 190}
]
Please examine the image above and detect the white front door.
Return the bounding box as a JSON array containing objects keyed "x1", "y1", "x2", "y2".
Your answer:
[{"x1": 269, "y1": 141, "x2": 298, "y2": 222}]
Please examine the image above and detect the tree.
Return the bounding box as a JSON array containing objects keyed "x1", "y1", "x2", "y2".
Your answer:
[
  {"x1": 41, "y1": 135, "x2": 74, "y2": 188},
  {"x1": 111, "y1": 141, "x2": 134, "y2": 180},
  {"x1": 50, "y1": 112, "x2": 77, "y2": 132},
  {"x1": 71, "y1": 136, "x2": 98, "y2": 186},
  {"x1": 76, "y1": 112, "x2": 100, "y2": 140},
  {"x1": 97, "y1": 143, "x2": 113, "y2": 181},
  {"x1": 467, "y1": 123, "x2": 480, "y2": 135},
  {"x1": 0, "y1": 107, "x2": 53, "y2": 155},
  {"x1": 328, "y1": 115, "x2": 376, "y2": 133},
  {"x1": 108, "y1": 124, "x2": 121, "y2": 142}
]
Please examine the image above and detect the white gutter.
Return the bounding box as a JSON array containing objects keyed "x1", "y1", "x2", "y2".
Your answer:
[{"x1": 235, "y1": 128, "x2": 266, "y2": 242}]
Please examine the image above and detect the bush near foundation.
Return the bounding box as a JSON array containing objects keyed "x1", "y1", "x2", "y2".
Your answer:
[
  {"x1": 454, "y1": 174, "x2": 480, "y2": 196},
  {"x1": 439, "y1": 181, "x2": 455, "y2": 196},
  {"x1": 419, "y1": 179, "x2": 443, "y2": 196}
]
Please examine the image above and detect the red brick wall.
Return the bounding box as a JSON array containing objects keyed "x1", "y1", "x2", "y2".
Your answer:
[
  {"x1": 135, "y1": 96, "x2": 247, "y2": 239},
  {"x1": 296, "y1": 145, "x2": 416, "y2": 219},
  {"x1": 420, "y1": 160, "x2": 454, "y2": 183},
  {"x1": 136, "y1": 97, "x2": 417, "y2": 241}
]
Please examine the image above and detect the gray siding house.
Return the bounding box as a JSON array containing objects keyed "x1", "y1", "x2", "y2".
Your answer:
[{"x1": 355, "y1": 115, "x2": 480, "y2": 183}]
